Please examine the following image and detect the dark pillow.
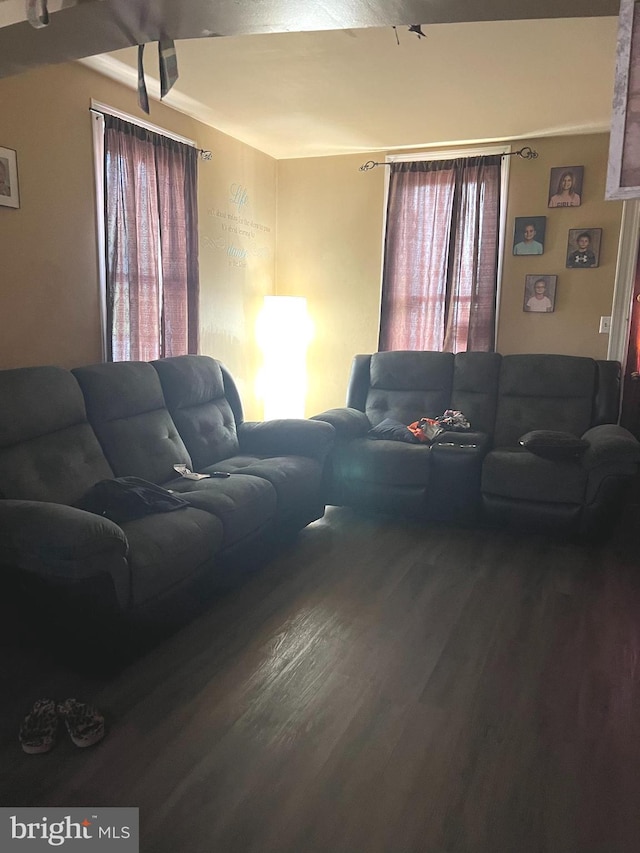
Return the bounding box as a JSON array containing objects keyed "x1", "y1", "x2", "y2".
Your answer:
[
  {"x1": 519, "y1": 430, "x2": 589, "y2": 461},
  {"x1": 368, "y1": 418, "x2": 419, "y2": 443}
]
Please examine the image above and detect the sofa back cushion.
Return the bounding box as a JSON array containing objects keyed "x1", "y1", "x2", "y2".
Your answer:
[
  {"x1": 152, "y1": 355, "x2": 241, "y2": 469},
  {"x1": 0, "y1": 366, "x2": 113, "y2": 504},
  {"x1": 72, "y1": 362, "x2": 191, "y2": 484},
  {"x1": 493, "y1": 354, "x2": 597, "y2": 448},
  {"x1": 365, "y1": 351, "x2": 455, "y2": 427},
  {"x1": 451, "y1": 352, "x2": 502, "y2": 434}
]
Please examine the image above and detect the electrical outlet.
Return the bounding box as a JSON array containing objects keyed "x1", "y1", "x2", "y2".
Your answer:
[{"x1": 599, "y1": 316, "x2": 611, "y2": 334}]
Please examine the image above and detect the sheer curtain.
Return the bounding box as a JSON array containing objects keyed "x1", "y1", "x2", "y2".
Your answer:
[
  {"x1": 104, "y1": 115, "x2": 199, "y2": 361},
  {"x1": 379, "y1": 156, "x2": 501, "y2": 353}
]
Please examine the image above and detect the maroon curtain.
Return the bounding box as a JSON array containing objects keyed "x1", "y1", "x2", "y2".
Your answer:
[
  {"x1": 104, "y1": 116, "x2": 199, "y2": 361},
  {"x1": 379, "y1": 156, "x2": 501, "y2": 353}
]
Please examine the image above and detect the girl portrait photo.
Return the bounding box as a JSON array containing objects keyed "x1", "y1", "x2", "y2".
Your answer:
[
  {"x1": 548, "y1": 166, "x2": 584, "y2": 208},
  {"x1": 523, "y1": 275, "x2": 557, "y2": 313}
]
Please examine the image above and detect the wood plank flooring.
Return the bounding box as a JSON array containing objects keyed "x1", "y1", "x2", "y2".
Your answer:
[{"x1": 2, "y1": 504, "x2": 640, "y2": 853}]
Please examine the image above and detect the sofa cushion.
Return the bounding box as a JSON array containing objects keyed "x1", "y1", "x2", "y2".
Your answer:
[
  {"x1": 153, "y1": 355, "x2": 240, "y2": 468},
  {"x1": 365, "y1": 351, "x2": 454, "y2": 428},
  {"x1": 200, "y1": 455, "x2": 324, "y2": 523},
  {"x1": 334, "y1": 437, "x2": 432, "y2": 487},
  {"x1": 482, "y1": 447, "x2": 588, "y2": 504},
  {"x1": 163, "y1": 472, "x2": 277, "y2": 547},
  {"x1": 73, "y1": 362, "x2": 192, "y2": 485},
  {"x1": 121, "y1": 507, "x2": 224, "y2": 606},
  {"x1": 0, "y1": 366, "x2": 113, "y2": 505},
  {"x1": 493, "y1": 355, "x2": 596, "y2": 448},
  {"x1": 519, "y1": 430, "x2": 589, "y2": 461}
]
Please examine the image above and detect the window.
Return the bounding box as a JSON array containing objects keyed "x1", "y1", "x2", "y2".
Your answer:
[
  {"x1": 92, "y1": 106, "x2": 199, "y2": 361},
  {"x1": 379, "y1": 151, "x2": 506, "y2": 353}
]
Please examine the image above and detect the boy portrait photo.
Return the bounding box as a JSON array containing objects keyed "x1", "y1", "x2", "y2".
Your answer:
[
  {"x1": 566, "y1": 228, "x2": 602, "y2": 268},
  {"x1": 548, "y1": 166, "x2": 584, "y2": 207},
  {"x1": 523, "y1": 275, "x2": 557, "y2": 313},
  {"x1": 513, "y1": 216, "x2": 546, "y2": 255}
]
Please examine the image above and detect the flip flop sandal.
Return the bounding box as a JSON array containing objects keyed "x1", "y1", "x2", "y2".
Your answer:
[
  {"x1": 57, "y1": 699, "x2": 105, "y2": 748},
  {"x1": 19, "y1": 699, "x2": 58, "y2": 754}
]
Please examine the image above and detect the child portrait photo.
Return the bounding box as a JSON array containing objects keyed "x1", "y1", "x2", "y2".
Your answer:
[
  {"x1": 566, "y1": 228, "x2": 602, "y2": 268},
  {"x1": 513, "y1": 216, "x2": 546, "y2": 255},
  {"x1": 548, "y1": 166, "x2": 584, "y2": 208},
  {"x1": 523, "y1": 275, "x2": 557, "y2": 313}
]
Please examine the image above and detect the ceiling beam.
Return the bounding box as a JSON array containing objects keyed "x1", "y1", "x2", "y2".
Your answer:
[{"x1": 0, "y1": 0, "x2": 620, "y2": 79}]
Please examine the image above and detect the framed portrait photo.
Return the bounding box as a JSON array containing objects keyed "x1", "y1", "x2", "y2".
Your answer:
[
  {"x1": 566, "y1": 228, "x2": 602, "y2": 269},
  {"x1": 513, "y1": 216, "x2": 546, "y2": 256},
  {"x1": 523, "y1": 275, "x2": 557, "y2": 313},
  {"x1": 548, "y1": 165, "x2": 583, "y2": 208},
  {"x1": 0, "y1": 146, "x2": 19, "y2": 209}
]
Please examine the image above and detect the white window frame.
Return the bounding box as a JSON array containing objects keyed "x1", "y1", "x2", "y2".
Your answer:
[
  {"x1": 377, "y1": 145, "x2": 511, "y2": 351},
  {"x1": 609, "y1": 198, "x2": 640, "y2": 371}
]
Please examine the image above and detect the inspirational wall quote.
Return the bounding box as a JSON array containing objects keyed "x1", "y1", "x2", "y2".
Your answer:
[{"x1": 203, "y1": 182, "x2": 272, "y2": 268}]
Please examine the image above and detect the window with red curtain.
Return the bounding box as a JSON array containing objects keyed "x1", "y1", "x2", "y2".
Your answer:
[
  {"x1": 104, "y1": 115, "x2": 199, "y2": 361},
  {"x1": 379, "y1": 156, "x2": 501, "y2": 353}
]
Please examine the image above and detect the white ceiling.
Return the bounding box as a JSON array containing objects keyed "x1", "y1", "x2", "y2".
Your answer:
[{"x1": 86, "y1": 16, "x2": 619, "y2": 159}]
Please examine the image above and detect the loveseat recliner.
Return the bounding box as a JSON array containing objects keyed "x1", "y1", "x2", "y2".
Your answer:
[
  {"x1": 312, "y1": 351, "x2": 640, "y2": 537},
  {"x1": 0, "y1": 355, "x2": 335, "y2": 614}
]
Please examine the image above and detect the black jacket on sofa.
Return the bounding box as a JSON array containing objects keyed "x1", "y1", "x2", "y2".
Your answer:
[
  {"x1": 312, "y1": 351, "x2": 640, "y2": 536},
  {"x1": 0, "y1": 356, "x2": 334, "y2": 613}
]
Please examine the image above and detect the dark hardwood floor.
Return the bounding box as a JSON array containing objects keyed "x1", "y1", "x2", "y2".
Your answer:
[{"x1": 2, "y1": 501, "x2": 640, "y2": 853}]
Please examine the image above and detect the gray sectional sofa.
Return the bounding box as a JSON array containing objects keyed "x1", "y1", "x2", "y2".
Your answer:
[
  {"x1": 312, "y1": 351, "x2": 640, "y2": 537},
  {"x1": 0, "y1": 355, "x2": 334, "y2": 614}
]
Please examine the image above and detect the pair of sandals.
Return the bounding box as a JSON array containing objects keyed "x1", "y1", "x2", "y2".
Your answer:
[{"x1": 19, "y1": 698, "x2": 105, "y2": 754}]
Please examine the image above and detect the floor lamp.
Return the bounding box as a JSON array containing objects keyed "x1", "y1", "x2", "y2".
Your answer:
[{"x1": 256, "y1": 295, "x2": 312, "y2": 420}]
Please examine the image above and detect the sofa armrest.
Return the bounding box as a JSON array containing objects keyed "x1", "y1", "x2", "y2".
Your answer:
[
  {"x1": 0, "y1": 500, "x2": 131, "y2": 609},
  {"x1": 237, "y1": 418, "x2": 335, "y2": 462},
  {"x1": 311, "y1": 407, "x2": 371, "y2": 440},
  {"x1": 581, "y1": 424, "x2": 640, "y2": 470}
]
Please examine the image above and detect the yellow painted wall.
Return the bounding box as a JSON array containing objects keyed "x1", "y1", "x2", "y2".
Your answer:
[
  {"x1": 277, "y1": 135, "x2": 624, "y2": 415},
  {"x1": 0, "y1": 61, "x2": 276, "y2": 417},
  {"x1": 499, "y1": 134, "x2": 622, "y2": 357},
  {"x1": 0, "y1": 61, "x2": 626, "y2": 422}
]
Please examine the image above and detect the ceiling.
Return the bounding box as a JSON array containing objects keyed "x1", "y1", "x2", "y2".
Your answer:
[
  {"x1": 0, "y1": 1, "x2": 621, "y2": 160},
  {"x1": 84, "y1": 16, "x2": 620, "y2": 159}
]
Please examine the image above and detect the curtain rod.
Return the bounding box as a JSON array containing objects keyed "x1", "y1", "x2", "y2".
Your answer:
[
  {"x1": 89, "y1": 103, "x2": 212, "y2": 161},
  {"x1": 359, "y1": 146, "x2": 538, "y2": 171}
]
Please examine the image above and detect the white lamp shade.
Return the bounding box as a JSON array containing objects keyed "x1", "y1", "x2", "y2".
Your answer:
[{"x1": 256, "y1": 296, "x2": 312, "y2": 420}]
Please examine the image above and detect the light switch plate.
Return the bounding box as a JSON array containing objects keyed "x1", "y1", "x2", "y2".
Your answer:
[{"x1": 599, "y1": 316, "x2": 611, "y2": 334}]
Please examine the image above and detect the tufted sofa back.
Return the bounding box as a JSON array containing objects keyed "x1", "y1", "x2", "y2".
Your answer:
[
  {"x1": 492, "y1": 354, "x2": 597, "y2": 447},
  {"x1": 72, "y1": 361, "x2": 192, "y2": 485},
  {"x1": 346, "y1": 351, "x2": 501, "y2": 433},
  {"x1": 344, "y1": 351, "x2": 617, "y2": 446},
  {"x1": 152, "y1": 355, "x2": 241, "y2": 469},
  {"x1": 450, "y1": 352, "x2": 502, "y2": 435},
  {"x1": 0, "y1": 366, "x2": 113, "y2": 504},
  {"x1": 348, "y1": 351, "x2": 454, "y2": 427}
]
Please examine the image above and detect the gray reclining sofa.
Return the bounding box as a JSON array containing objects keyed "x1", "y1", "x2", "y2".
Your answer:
[
  {"x1": 0, "y1": 355, "x2": 334, "y2": 614},
  {"x1": 312, "y1": 351, "x2": 640, "y2": 537}
]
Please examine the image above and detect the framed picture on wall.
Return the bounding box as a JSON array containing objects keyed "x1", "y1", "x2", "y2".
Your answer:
[
  {"x1": 548, "y1": 166, "x2": 583, "y2": 208},
  {"x1": 523, "y1": 275, "x2": 557, "y2": 313},
  {"x1": 513, "y1": 216, "x2": 546, "y2": 255},
  {"x1": 0, "y1": 146, "x2": 19, "y2": 209},
  {"x1": 566, "y1": 228, "x2": 602, "y2": 268}
]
